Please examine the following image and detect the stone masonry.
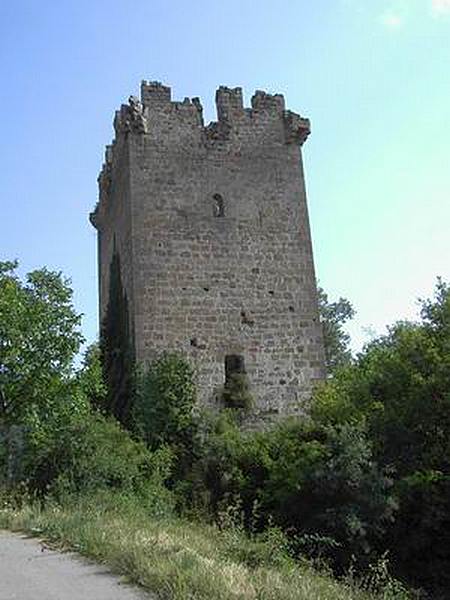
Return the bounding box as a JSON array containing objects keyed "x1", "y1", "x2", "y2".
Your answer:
[{"x1": 90, "y1": 81, "x2": 325, "y2": 421}]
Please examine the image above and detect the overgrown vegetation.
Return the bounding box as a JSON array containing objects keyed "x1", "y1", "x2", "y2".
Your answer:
[
  {"x1": 222, "y1": 372, "x2": 253, "y2": 411},
  {"x1": 181, "y1": 411, "x2": 396, "y2": 573},
  {"x1": 312, "y1": 279, "x2": 450, "y2": 596},
  {"x1": 1, "y1": 259, "x2": 449, "y2": 599},
  {"x1": 0, "y1": 491, "x2": 383, "y2": 600}
]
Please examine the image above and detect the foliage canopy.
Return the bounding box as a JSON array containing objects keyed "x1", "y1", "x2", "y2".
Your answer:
[{"x1": 0, "y1": 260, "x2": 83, "y2": 425}]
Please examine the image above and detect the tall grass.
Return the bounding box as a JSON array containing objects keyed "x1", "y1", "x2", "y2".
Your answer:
[{"x1": 0, "y1": 490, "x2": 380, "y2": 600}]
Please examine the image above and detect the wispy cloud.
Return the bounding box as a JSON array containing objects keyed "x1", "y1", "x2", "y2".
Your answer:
[
  {"x1": 380, "y1": 11, "x2": 404, "y2": 28},
  {"x1": 432, "y1": 0, "x2": 450, "y2": 15}
]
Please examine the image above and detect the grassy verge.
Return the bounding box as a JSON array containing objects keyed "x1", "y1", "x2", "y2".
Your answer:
[{"x1": 0, "y1": 489, "x2": 378, "y2": 600}]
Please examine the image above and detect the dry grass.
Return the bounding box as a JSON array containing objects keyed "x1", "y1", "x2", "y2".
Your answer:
[{"x1": 0, "y1": 491, "x2": 376, "y2": 600}]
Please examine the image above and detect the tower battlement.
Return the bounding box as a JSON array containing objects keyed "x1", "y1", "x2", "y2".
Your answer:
[
  {"x1": 107, "y1": 81, "x2": 309, "y2": 149},
  {"x1": 91, "y1": 80, "x2": 324, "y2": 424},
  {"x1": 141, "y1": 80, "x2": 172, "y2": 105}
]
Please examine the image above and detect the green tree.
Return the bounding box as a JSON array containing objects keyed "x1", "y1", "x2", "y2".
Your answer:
[
  {"x1": 0, "y1": 260, "x2": 83, "y2": 425},
  {"x1": 78, "y1": 342, "x2": 107, "y2": 411},
  {"x1": 317, "y1": 286, "x2": 355, "y2": 374},
  {"x1": 313, "y1": 280, "x2": 450, "y2": 595}
]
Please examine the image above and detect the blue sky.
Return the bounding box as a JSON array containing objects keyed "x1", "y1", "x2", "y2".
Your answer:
[{"x1": 1, "y1": 0, "x2": 449, "y2": 352}]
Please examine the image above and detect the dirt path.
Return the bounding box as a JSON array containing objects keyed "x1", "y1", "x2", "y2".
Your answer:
[{"x1": 0, "y1": 531, "x2": 151, "y2": 600}]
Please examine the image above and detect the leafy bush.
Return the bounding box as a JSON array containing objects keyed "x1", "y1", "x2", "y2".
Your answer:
[
  {"x1": 133, "y1": 352, "x2": 197, "y2": 449},
  {"x1": 186, "y1": 412, "x2": 394, "y2": 571},
  {"x1": 356, "y1": 553, "x2": 411, "y2": 600},
  {"x1": 13, "y1": 402, "x2": 172, "y2": 499},
  {"x1": 222, "y1": 373, "x2": 253, "y2": 411},
  {"x1": 260, "y1": 421, "x2": 395, "y2": 569},
  {"x1": 47, "y1": 414, "x2": 158, "y2": 494}
]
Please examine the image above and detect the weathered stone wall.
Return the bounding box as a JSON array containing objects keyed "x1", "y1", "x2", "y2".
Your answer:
[
  {"x1": 91, "y1": 81, "x2": 325, "y2": 422},
  {"x1": 91, "y1": 135, "x2": 134, "y2": 326}
]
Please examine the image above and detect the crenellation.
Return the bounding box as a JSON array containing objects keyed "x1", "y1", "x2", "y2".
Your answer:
[
  {"x1": 140, "y1": 80, "x2": 171, "y2": 106},
  {"x1": 251, "y1": 90, "x2": 285, "y2": 114},
  {"x1": 103, "y1": 83, "x2": 311, "y2": 156},
  {"x1": 171, "y1": 99, "x2": 204, "y2": 127},
  {"x1": 215, "y1": 86, "x2": 245, "y2": 122}
]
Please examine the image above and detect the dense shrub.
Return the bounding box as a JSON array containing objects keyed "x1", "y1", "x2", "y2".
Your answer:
[
  {"x1": 132, "y1": 352, "x2": 199, "y2": 485},
  {"x1": 38, "y1": 414, "x2": 156, "y2": 493},
  {"x1": 5, "y1": 396, "x2": 172, "y2": 500},
  {"x1": 186, "y1": 412, "x2": 395, "y2": 571},
  {"x1": 0, "y1": 261, "x2": 87, "y2": 487},
  {"x1": 2, "y1": 403, "x2": 175, "y2": 519},
  {"x1": 133, "y1": 353, "x2": 197, "y2": 449}
]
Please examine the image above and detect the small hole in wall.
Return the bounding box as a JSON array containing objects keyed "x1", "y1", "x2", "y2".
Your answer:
[
  {"x1": 203, "y1": 287, "x2": 210, "y2": 292},
  {"x1": 190, "y1": 337, "x2": 198, "y2": 347},
  {"x1": 268, "y1": 290, "x2": 274, "y2": 296},
  {"x1": 213, "y1": 193, "x2": 225, "y2": 217},
  {"x1": 289, "y1": 306, "x2": 295, "y2": 312},
  {"x1": 240, "y1": 310, "x2": 255, "y2": 327},
  {"x1": 279, "y1": 379, "x2": 287, "y2": 385}
]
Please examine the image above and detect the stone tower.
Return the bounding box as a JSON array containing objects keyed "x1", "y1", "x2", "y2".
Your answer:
[{"x1": 90, "y1": 81, "x2": 325, "y2": 422}]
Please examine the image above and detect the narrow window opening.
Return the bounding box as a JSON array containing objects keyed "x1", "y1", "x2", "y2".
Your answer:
[
  {"x1": 213, "y1": 193, "x2": 225, "y2": 217},
  {"x1": 223, "y1": 354, "x2": 252, "y2": 411},
  {"x1": 225, "y1": 354, "x2": 246, "y2": 380}
]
